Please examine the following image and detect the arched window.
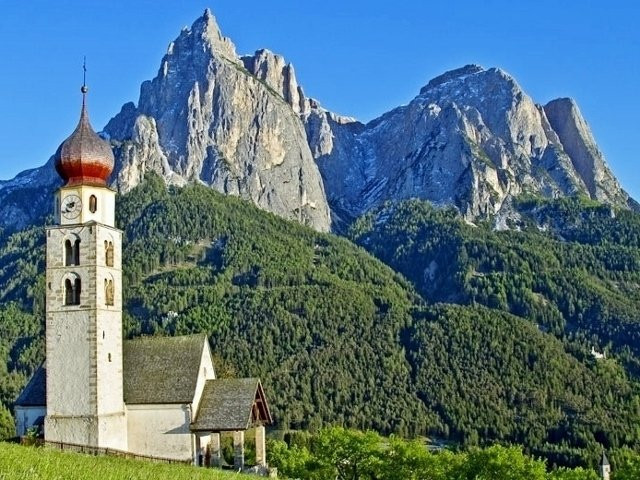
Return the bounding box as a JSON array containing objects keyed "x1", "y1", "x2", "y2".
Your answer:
[
  {"x1": 64, "y1": 279, "x2": 74, "y2": 305},
  {"x1": 65, "y1": 240, "x2": 73, "y2": 266},
  {"x1": 64, "y1": 238, "x2": 81, "y2": 266},
  {"x1": 74, "y1": 278, "x2": 81, "y2": 305},
  {"x1": 105, "y1": 241, "x2": 114, "y2": 267},
  {"x1": 105, "y1": 279, "x2": 114, "y2": 306},
  {"x1": 89, "y1": 195, "x2": 97, "y2": 213},
  {"x1": 64, "y1": 276, "x2": 81, "y2": 306},
  {"x1": 73, "y1": 239, "x2": 80, "y2": 265}
]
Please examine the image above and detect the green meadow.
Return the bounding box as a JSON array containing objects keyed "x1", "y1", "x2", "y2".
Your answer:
[{"x1": 0, "y1": 442, "x2": 252, "y2": 480}]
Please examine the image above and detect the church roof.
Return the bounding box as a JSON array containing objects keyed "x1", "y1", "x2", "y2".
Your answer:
[
  {"x1": 15, "y1": 364, "x2": 46, "y2": 407},
  {"x1": 123, "y1": 334, "x2": 208, "y2": 404},
  {"x1": 15, "y1": 335, "x2": 209, "y2": 407},
  {"x1": 191, "y1": 378, "x2": 272, "y2": 432}
]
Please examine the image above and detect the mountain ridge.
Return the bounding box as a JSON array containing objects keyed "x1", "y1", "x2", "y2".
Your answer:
[
  {"x1": 311, "y1": 63, "x2": 637, "y2": 223},
  {"x1": 0, "y1": 9, "x2": 636, "y2": 232}
]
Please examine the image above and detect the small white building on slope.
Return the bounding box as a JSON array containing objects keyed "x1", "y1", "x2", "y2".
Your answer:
[{"x1": 14, "y1": 84, "x2": 272, "y2": 470}]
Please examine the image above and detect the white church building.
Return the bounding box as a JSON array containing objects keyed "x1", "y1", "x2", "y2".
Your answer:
[{"x1": 14, "y1": 84, "x2": 272, "y2": 470}]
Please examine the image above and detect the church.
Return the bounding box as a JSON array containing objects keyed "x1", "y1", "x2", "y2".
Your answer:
[{"x1": 13, "y1": 83, "x2": 273, "y2": 471}]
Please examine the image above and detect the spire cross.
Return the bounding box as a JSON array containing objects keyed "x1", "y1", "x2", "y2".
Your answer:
[
  {"x1": 81, "y1": 56, "x2": 88, "y2": 106},
  {"x1": 80, "y1": 56, "x2": 89, "y2": 111}
]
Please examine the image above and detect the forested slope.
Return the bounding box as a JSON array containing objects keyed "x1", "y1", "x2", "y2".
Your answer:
[
  {"x1": 349, "y1": 198, "x2": 640, "y2": 361},
  {"x1": 350, "y1": 197, "x2": 640, "y2": 464},
  {"x1": 0, "y1": 176, "x2": 639, "y2": 468}
]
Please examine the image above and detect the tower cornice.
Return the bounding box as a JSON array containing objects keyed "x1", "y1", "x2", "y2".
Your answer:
[{"x1": 46, "y1": 221, "x2": 123, "y2": 234}]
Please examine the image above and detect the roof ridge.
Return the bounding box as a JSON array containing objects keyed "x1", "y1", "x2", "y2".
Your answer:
[{"x1": 125, "y1": 333, "x2": 207, "y2": 342}]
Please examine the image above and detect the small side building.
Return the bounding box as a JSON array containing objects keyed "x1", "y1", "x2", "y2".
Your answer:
[
  {"x1": 14, "y1": 367, "x2": 47, "y2": 437},
  {"x1": 192, "y1": 377, "x2": 272, "y2": 469}
]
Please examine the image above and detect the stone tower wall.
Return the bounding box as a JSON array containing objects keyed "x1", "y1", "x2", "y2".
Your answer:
[{"x1": 45, "y1": 186, "x2": 127, "y2": 450}]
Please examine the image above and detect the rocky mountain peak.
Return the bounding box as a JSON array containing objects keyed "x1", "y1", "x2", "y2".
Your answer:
[
  {"x1": 421, "y1": 64, "x2": 485, "y2": 93},
  {"x1": 190, "y1": 8, "x2": 237, "y2": 59},
  {"x1": 544, "y1": 97, "x2": 633, "y2": 208},
  {"x1": 241, "y1": 49, "x2": 308, "y2": 115},
  {"x1": 309, "y1": 63, "x2": 636, "y2": 223},
  {"x1": 103, "y1": 10, "x2": 332, "y2": 231},
  {"x1": 419, "y1": 65, "x2": 520, "y2": 105}
]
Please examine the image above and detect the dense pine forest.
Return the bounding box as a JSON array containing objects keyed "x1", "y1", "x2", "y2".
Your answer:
[{"x1": 1, "y1": 174, "x2": 640, "y2": 471}]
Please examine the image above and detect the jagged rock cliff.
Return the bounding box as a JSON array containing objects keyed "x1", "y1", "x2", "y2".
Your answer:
[
  {"x1": 0, "y1": 12, "x2": 635, "y2": 232},
  {"x1": 543, "y1": 98, "x2": 630, "y2": 206},
  {"x1": 104, "y1": 10, "x2": 331, "y2": 231},
  {"x1": 306, "y1": 65, "x2": 637, "y2": 222}
]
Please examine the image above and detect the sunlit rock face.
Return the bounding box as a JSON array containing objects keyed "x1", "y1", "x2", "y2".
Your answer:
[
  {"x1": 104, "y1": 9, "x2": 331, "y2": 231},
  {"x1": 543, "y1": 97, "x2": 631, "y2": 207},
  {"x1": 306, "y1": 65, "x2": 637, "y2": 223}
]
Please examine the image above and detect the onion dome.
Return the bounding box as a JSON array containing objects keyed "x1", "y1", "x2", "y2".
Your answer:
[{"x1": 54, "y1": 86, "x2": 114, "y2": 186}]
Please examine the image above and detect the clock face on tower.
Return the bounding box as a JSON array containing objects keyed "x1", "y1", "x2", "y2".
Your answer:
[{"x1": 61, "y1": 194, "x2": 82, "y2": 220}]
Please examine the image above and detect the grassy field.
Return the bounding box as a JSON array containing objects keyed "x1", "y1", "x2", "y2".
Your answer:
[{"x1": 0, "y1": 442, "x2": 254, "y2": 480}]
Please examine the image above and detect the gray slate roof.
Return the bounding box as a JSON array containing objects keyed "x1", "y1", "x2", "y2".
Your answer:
[
  {"x1": 15, "y1": 364, "x2": 46, "y2": 407},
  {"x1": 191, "y1": 378, "x2": 272, "y2": 431},
  {"x1": 123, "y1": 334, "x2": 207, "y2": 404},
  {"x1": 16, "y1": 335, "x2": 209, "y2": 407}
]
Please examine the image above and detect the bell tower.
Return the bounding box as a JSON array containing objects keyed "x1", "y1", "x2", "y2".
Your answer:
[{"x1": 44, "y1": 80, "x2": 127, "y2": 450}]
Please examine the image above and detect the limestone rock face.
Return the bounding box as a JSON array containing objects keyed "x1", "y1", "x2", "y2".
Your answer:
[
  {"x1": 241, "y1": 49, "x2": 307, "y2": 115},
  {"x1": 104, "y1": 10, "x2": 331, "y2": 231},
  {"x1": 543, "y1": 98, "x2": 633, "y2": 208},
  {"x1": 306, "y1": 65, "x2": 637, "y2": 221},
  {"x1": 0, "y1": 14, "x2": 636, "y2": 232}
]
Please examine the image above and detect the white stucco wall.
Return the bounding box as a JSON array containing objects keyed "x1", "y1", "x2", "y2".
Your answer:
[
  {"x1": 45, "y1": 416, "x2": 99, "y2": 446},
  {"x1": 96, "y1": 307, "x2": 124, "y2": 415},
  {"x1": 15, "y1": 406, "x2": 46, "y2": 437},
  {"x1": 45, "y1": 310, "x2": 93, "y2": 416},
  {"x1": 192, "y1": 341, "x2": 216, "y2": 415},
  {"x1": 56, "y1": 185, "x2": 116, "y2": 227},
  {"x1": 126, "y1": 404, "x2": 193, "y2": 461},
  {"x1": 46, "y1": 224, "x2": 98, "y2": 419},
  {"x1": 98, "y1": 412, "x2": 128, "y2": 451}
]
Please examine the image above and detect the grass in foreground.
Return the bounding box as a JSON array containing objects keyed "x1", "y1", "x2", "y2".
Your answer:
[{"x1": 0, "y1": 442, "x2": 253, "y2": 480}]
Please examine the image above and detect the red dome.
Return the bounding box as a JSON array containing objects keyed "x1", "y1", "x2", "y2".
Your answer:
[{"x1": 54, "y1": 91, "x2": 114, "y2": 186}]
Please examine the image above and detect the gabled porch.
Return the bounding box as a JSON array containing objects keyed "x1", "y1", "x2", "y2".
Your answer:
[{"x1": 191, "y1": 378, "x2": 273, "y2": 475}]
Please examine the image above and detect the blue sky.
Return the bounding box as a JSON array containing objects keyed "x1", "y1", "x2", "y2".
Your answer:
[{"x1": 0, "y1": 0, "x2": 638, "y2": 199}]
